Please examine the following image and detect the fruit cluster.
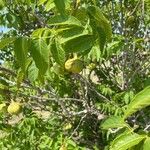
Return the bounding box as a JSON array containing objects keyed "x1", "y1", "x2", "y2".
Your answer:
[
  {"x1": 65, "y1": 57, "x2": 84, "y2": 73},
  {"x1": 0, "y1": 101, "x2": 22, "y2": 115}
]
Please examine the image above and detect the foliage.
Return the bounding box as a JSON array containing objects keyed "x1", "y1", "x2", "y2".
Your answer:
[{"x1": 0, "y1": 0, "x2": 150, "y2": 149}]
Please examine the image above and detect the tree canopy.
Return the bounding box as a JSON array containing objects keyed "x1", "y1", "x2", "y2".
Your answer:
[{"x1": 0, "y1": 0, "x2": 150, "y2": 149}]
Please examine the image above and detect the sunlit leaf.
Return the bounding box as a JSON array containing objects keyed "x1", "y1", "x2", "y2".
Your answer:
[
  {"x1": 124, "y1": 86, "x2": 150, "y2": 119},
  {"x1": 143, "y1": 137, "x2": 150, "y2": 150},
  {"x1": 45, "y1": 0, "x2": 55, "y2": 11},
  {"x1": 101, "y1": 116, "x2": 127, "y2": 130},
  {"x1": 38, "y1": 0, "x2": 48, "y2": 5},
  {"x1": 110, "y1": 133, "x2": 146, "y2": 150}
]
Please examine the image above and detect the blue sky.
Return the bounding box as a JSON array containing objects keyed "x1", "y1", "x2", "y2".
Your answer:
[
  {"x1": 0, "y1": 26, "x2": 10, "y2": 33},
  {"x1": 0, "y1": 26, "x2": 9, "y2": 64}
]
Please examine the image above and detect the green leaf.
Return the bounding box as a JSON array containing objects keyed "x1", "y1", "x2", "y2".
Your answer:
[
  {"x1": 87, "y1": 5, "x2": 112, "y2": 51},
  {"x1": 63, "y1": 34, "x2": 95, "y2": 53},
  {"x1": 88, "y1": 44, "x2": 101, "y2": 62},
  {"x1": 67, "y1": 139, "x2": 77, "y2": 147},
  {"x1": 87, "y1": 11, "x2": 106, "y2": 51},
  {"x1": 143, "y1": 137, "x2": 150, "y2": 150},
  {"x1": 38, "y1": 0, "x2": 48, "y2": 5},
  {"x1": 128, "y1": 142, "x2": 144, "y2": 150},
  {"x1": 45, "y1": 0, "x2": 55, "y2": 11},
  {"x1": 32, "y1": 28, "x2": 50, "y2": 38},
  {"x1": 96, "y1": 26, "x2": 106, "y2": 51},
  {"x1": 124, "y1": 86, "x2": 150, "y2": 119},
  {"x1": 0, "y1": 37, "x2": 16, "y2": 49},
  {"x1": 50, "y1": 38, "x2": 65, "y2": 66},
  {"x1": 110, "y1": 133, "x2": 146, "y2": 150},
  {"x1": 87, "y1": 5, "x2": 112, "y2": 42},
  {"x1": 14, "y1": 37, "x2": 29, "y2": 72},
  {"x1": 32, "y1": 28, "x2": 52, "y2": 45},
  {"x1": 0, "y1": 77, "x2": 9, "y2": 86},
  {"x1": 58, "y1": 26, "x2": 87, "y2": 43},
  {"x1": 48, "y1": 15, "x2": 82, "y2": 27},
  {"x1": 144, "y1": 78, "x2": 150, "y2": 88},
  {"x1": 16, "y1": 58, "x2": 32, "y2": 87},
  {"x1": 38, "y1": 0, "x2": 54, "y2": 11},
  {"x1": 54, "y1": 0, "x2": 65, "y2": 16},
  {"x1": 104, "y1": 40, "x2": 123, "y2": 59},
  {"x1": 30, "y1": 39, "x2": 49, "y2": 75},
  {"x1": 16, "y1": 69, "x2": 24, "y2": 88},
  {"x1": 0, "y1": 0, "x2": 5, "y2": 8},
  {"x1": 28, "y1": 61, "x2": 39, "y2": 82},
  {"x1": 101, "y1": 116, "x2": 127, "y2": 130}
]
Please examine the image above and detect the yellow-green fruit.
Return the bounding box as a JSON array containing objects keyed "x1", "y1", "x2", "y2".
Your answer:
[
  {"x1": 7, "y1": 102, "x2": 22, "y2": 115},
  {"x1": 87, "y1": 63, "x2": 96, "y2": 70},
  {"x1": 65, "y1": 58, "x2": 84, "y2": 73},
  {"x1": 59, "y1": 144, "x2": 67, "y2": 150},
  {"x1": 126, "y1": 16, "x2": 135, "y2": 26},
  {"x1": 63, "y1": 123, "x2": 72, "y2": 130}
]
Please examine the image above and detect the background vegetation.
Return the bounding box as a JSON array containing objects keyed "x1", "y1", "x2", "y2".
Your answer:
[{"x1": 0, "y1": 0, "x2": 150, "y2": 149}]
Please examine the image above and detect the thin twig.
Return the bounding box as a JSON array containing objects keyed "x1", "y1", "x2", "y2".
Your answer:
[
  {"x1": 129, "y1": 0, "x2": 141, "y2": 16},
  {"x1": 127, "y1": 56, "x2": 150, "y2": 87},
  {"x1": 76, "y1": 74, "x2": 110, "y2": 102},
  {"x1": 0, "y1": 66, "x2": 16, "y2": 76},
  {"x1": 144, "y1": 124, "x2": 150, "y2": 131},
  {"x1": 69, "y1": 114, "x2": 87, "y2": 138}
]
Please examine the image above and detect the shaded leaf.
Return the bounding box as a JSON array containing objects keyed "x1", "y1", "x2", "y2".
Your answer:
[
  {"x1": 50, "y1": 38, "x2": 65, "y2": 66},
  {"x1": 87, "y1": 11, "x2": 106, "y2": 51},
  {"x1": 16, "y1": 58, "x2": 32, "y2": 87},
  {"x1": 48, "y1": 15, "x2": 82, "y2": 27},
  {"x1": 63, "y1": 34, "x2": 94, "y2": 53},
  {"x1": 0, "y1": 77, "x2": 9, "y2": 86},
  {"x1": 16, "y1": 69, "x2": 24, "y2": 88},
  {"x1": 0, "y1": 0, "x2": 5, "y2": 9},
  {"x1": 128, "y1": 141, "x2": 143, "y2": 150},
  {"x1": 0, "y1": 37, "x2": 16, "y2": 49},
  {"x1": 54, "y1": 0, "x2": 65, "y2": 16},
  {"x1": 14, "y1": 37, "x2": 29, "y2": 72},
  {"x1": 58, "y1": 26, "x2": 85, "y2": 43},
  {"x1": 87, "y1": 5, "x2": 112, "y2": 41},
  {"x1": 30, "y1": 39, "x2": 49, "y2": 75},
  {"x1": 97, "y1": 26, "x2": 106, "y2": 51}
]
